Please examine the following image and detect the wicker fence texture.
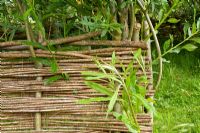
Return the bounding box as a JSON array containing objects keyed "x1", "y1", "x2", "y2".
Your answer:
[{"x1": 1, "y1": 40, "x2": 154, "y2": 133}]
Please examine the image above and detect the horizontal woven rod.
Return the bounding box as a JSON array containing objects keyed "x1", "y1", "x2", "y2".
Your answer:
[
  {"x1": 0, "y1": 48, "x2": 147, "y2": 60},
  {"x1": 43, "y1": 126, "x2": 128, "y2": 132},
  {"x1": 0, "y1": 55, "x2": 150, "y2": 64},
  {"x1": 2, "y1": 103, "x2": 152, "y2": 113},
  {"x1": 1, "y1": 77, "x2": 150, "y2": 86},
  {"x1": 0, "y1": 51, "x2": 93, "y2": 59},
  {"x1": 2, "y1": 112, "x2": 151, "y2": 118},
  {"x1": 68, "y1": 40, "x2": 147, "y2": 48},
  {"x1": 0, "y1": 41, "x2": 22, "y2": 47},
  {"x1": 1, "y1": 62, "x2": 150, "y2": 69},
  {"x1": 0, "y1": 47, "x2": 146, "y2": 59},
  {"x1": 2, "y1": 98, "x2": 108, "y2": 112},
  {"x1": 1, "y1": 93, "x2": 155, "y2": 100},
  {"x1": 1, "y1": 79, "x2": 85, "y2": 85},
  {"x1": 0, "y1": 66, "x2": 151, "y2": 74},
  {"x1": 0, "y1": 50, "x2": 147, "y2": 60},
  {"x1": 1, "y1": 130, "x2": 108, "y2": 133},
  {"x1": 43, "y1": 126, "x2": 152, "y2": 132},
  {"x1": 44, "y1": 32, "x2": 102, "y2": 46},
  {"x1": 45, "y1": 115, "x2": 151, "y2": 121},
  {"x1": 45, "y1": 121, "x2": 151, "y2": 126},
  {"x1": 1, "y1": 113, "x2": 151, "y2": 119},
  {"x1": 0, "y1": 69, "x2": 152, "y2": 77},
  {"x1": 0, "y1": 39, "x2": 147, "y2": 50},
  {"x1": 1, "y1": 45, "x2": 29, "y2": 50},
  {"x1": 45, "y1": 124, "x2": 129, "y2": 131},
  {"x1": 0, "y1": 31, "x2": 101, "y2": 48},
  {"x1": 0, "y1": 50, "x2": 148, "y2": 63},
  {"x1": 46, "y1": 121, "x2": 151, "y2": 127},
  {"x1": 1, "y1": 117, "x2": 150, "y2": 123},
  {"x1": 43, "y1": 123, "x2": 151, "y2": 131},
  {"x1": 1, "y1": 107, "x2": 107, "y2": 113},
  {"x1": 1, "y1": 84, "x2": 153, "y2": 93},
  {"x1": 77, "y1": 47, "x2": 139, "y2": 54},
  {"x1": 35, "y1": 47, "x2": 142, "y2": 54},
  {"x1": 0, "y1": 64, "x2": 146, "y2": 70},
  {"x1": 42, "y1": 92, "x2": 154, "y2": 97},
  {"x1": 0, "y1": 73, "x2": 152, "y2": 79},
  {"x1": 0, "y1": 49, "x2": 149, "y2": 63},
  {"x1": 0, "y1": 113, "x2": 148, "y2": 131},
  {"x1": 2, "y1": 96, "x2": 153, "y2": 112}
]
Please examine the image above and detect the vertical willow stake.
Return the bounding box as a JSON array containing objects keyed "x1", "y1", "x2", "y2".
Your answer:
[
  {"x1": 144, "y1": 21, "x2": 154, "y2": 123},
  {"x1": 35, "y1": 32, "x2": 44, "y2": 131},
  {"x1": 136, "y1": 0, "x2": 162, "y2": 89},
  {"x1": 16, "y1": 0, "x2": 43, "y2": 131},
  {"x1": 128, "y1": 2, "x2": 135, "y2": 41},
  {"x1": 132, "y1": 23, "x2": 141, "y2": 41},
  {"x1": 110, "y1": 0, "x2": 121, "y2": 41}
]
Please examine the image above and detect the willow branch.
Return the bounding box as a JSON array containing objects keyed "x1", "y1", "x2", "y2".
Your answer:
[
  {"x1": 16, "y1": 0, "x2": 36, "y2": 58},
  {"x1": 154, "y1": 30, "x2": 200, "y2": 61},
  {"x1": 144, "y1": 1, "x2": 180, "y2": 41},
  {"x1": 0, "y1": 31, "x2": 101, "y2": 48},
  {"x1": 128, "y1": 3, "x2": 135, "y2": 40},
  {"x1": 137, "y1": 0, "x2": 162, "y2": 89},
  {"x1": 43, "y1": 31, "x2": 101, "y2": 46}
]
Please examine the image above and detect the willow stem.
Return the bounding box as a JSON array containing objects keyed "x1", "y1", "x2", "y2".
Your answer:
[{"x1": 137, "y1": 0, "x2": 162, "y2": 89}]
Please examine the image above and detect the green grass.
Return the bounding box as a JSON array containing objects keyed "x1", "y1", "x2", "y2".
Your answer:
[{"x1": 153, "y1": 53, "x2": 200, "y2": 133}]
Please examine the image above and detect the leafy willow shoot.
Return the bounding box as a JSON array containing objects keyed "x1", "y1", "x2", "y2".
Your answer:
[{"x1": 80, "y1": 50, "x2": 156, "y2": 133}]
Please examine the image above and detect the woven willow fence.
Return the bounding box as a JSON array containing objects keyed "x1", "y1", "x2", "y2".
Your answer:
[{"x1": 1, "y1": 39, "x2": 154, "y2": 133}]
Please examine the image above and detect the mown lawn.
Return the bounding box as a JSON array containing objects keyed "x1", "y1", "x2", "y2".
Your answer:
[{"x1": 153, "y1": 53, "x2": 200, "y2": 133}]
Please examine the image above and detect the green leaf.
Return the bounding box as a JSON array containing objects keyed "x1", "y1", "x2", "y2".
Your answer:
[
  {"x1": 191, "y1": 37, "x2": 200, "y2": 44},
  {"x1": 77, "y1": 97, "x2": 111, "y2": 104},
  {"x1": 113, "y1": 112, "x2": 138, "y2": 133},
  {"x1": 136, "y1": 85, "x2": 146, "y2": 96},
  {"x1": 44, "y1": 75, "x2": 63, "y2": 85},
  {"x1": 162, "y1": 58, "x2": 170, "y2": 63},
  {"x1": 168, "y1": 18, "x2": 180, "y2": 23},
  {"x1": 163, "y1": 39, "x2": 171, "y2": 52},
  {"x1": 170, "y1": 48, "x2": 181, "y2": 54},
  {"x1": 85, "y1": 81, "x2": 113, "y2": 96},
  {"x1": 29, "y1": 58, "x2": 49, "y2": 66},
  {"x1": 183, "y1": 22, "x2": 190, "y2": 39},
  {"x1": 125, "y1": 60, "x2": 134, "y2": 74},
  {"x1": 32, "y1": 11, "x2": 46, "y2": 37},
  {"x1": 23, "y1": 8, "x2": 32, "y2": 20},
  {"x1": 61, "y1": 73, "x2": 69, "y2": 80},
  {"x1": 111, "y1": 52, "x2": 116, "y2": 65},
  {"x1": 134, "y1": 48, "x2": 141, "y2": 59},
  {"x1": 192, "y1": 22, "x2": 197, "y2": 33},
  {"x1": 40, "y1": 58, "x2": 51, "y2": 66},
  {"x1": 22, "y1": 40, "x2": 47, "y2": 50},
  {"x1": 120, "y1": 1, "x2": 127, "y2": 9},
  {"x1": 50, "y1": 59, "x2": 58, "y2": 73},
  {"x1": 9, "y1": 29, "x2": 16, "y2": 41},
  {"x1": 101, "y1": 65, "x2": 119, "y2": 75},
  {"x1": 197, "y1": 18, "x2": 200, "y2": 30},
  {"x1": 82, "y1": 71, "x2": 121, "y2": 83},
  {"x1": 182, "y1": 44, "x2": 198, "y2": 52},
  {"x1": 101, "y1": 29, "x2": 107, "y2": 37},
  {"x1": 134, "y1": 94, "x2": 156, "y2": 115},
  {"x1": 107, "y1": 86, "x2": 120, "y2": 115},
  {"x1": 129, "y1": 70, "x2": 137, "y2": 91}
]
